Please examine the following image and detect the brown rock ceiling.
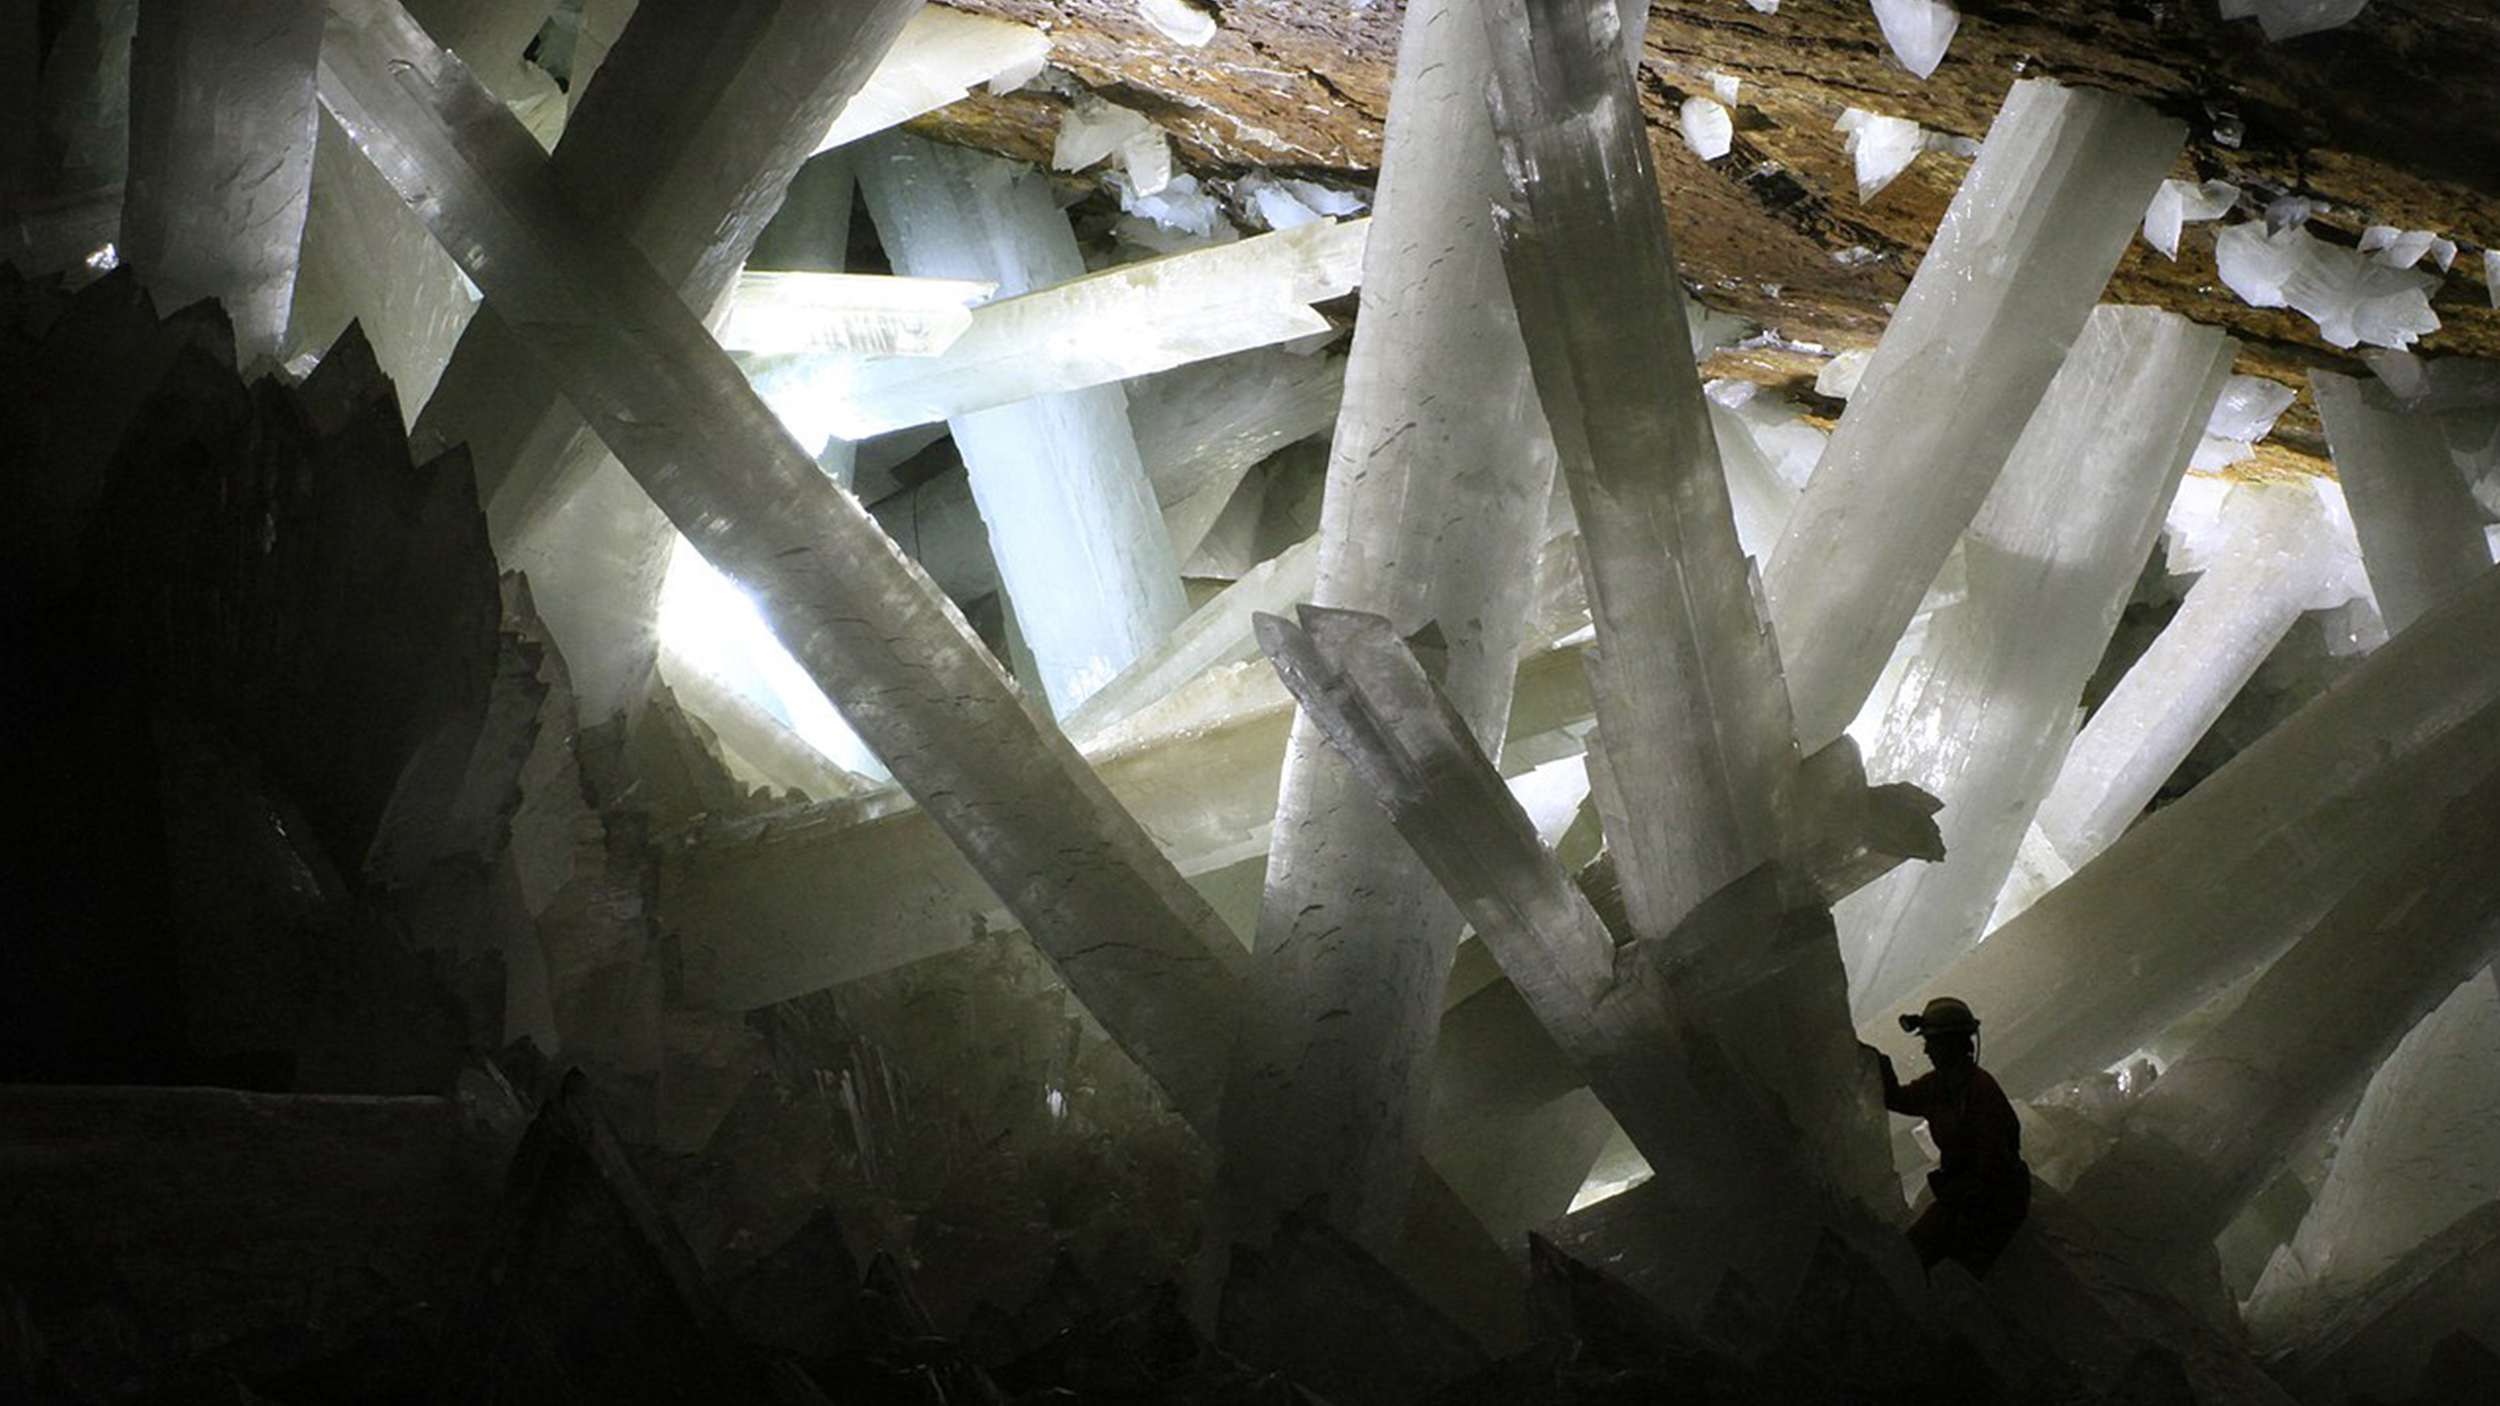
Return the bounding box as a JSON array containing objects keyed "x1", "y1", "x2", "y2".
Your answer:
[{"x1": 909, "y1": 0, "x2": 2500, "y2": 475}]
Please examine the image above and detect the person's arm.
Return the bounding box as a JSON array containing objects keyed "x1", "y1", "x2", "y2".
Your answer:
[{"x1": 1880, "y1": 1054, "x2": 1927, "y2": 1117}]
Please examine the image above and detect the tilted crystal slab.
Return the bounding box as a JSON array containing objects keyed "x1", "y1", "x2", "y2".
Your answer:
[
  {"x1": 1257, "y1": 606, "x2": 1891, "y2": 1210},
  {"x1": 316, "y1": 0, "x2": 1244, "y2": 1124},
  {"x1": 765, "y1": 216, "x2": 1367, "y2": 439},
  {"x1": 1764, "y1": 79, "x2": 2182, "y2": 748},
  {"x1": 120, "y1": 0, "x2": 321, "y2": 363},
  {"x1": 1838, "y1": 307, "x2": 2234, "y2": 1020},
  {"x1": 812, "y1": 6, "x2": 1049, "y2": 153},
  {"x1": 856, "y1": 134, "x2": 1187, "y2": 715},
  {"x1": 718, "y1": 269, "x2": 992, "y2": 357},
  {"x1": 408, "y1": 0, "x2": 925, "y2": 720},
  {"x1": 2021, "y1": 482, "x2": 2342, "y2": 877},
  {"x1": 1215, "y1": 0, "x2": 1562, "y2": 1250},
  {"x1": 2066, "y1": 768, "x2": 2500, "y2": 1285},
  {"x1": 1061, "y1": 536, "x2": 1320, "y2": 745},
  {"x1": 669, "y1": 633, "x2": 1605, "y2": 1008},
  {"x1": 2246, "y1": 966, "x2": 2500, "y2": 1348},
  {"x1": 1876, "y1": 562, "x2": 2500, "y2": 1098},
  {"x1": 1131, "y1": 346, "x2": 1345, "y2": 567},
  {"x1": 1484, "y1": 0, "x2": 1792, "y2": 943},
  {"x1": 2313, "y1": 370, "x2": 2496, "y2": 633}
]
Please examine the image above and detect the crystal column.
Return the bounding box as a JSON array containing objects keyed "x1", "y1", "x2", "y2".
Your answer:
[
  {"x1": 1212, "y1": 0, "x2": 1559, "y2": 1250},
  {"x1": 1765, "y1": 79, "x2": 2183, "y2": 748},
  {"x1": 855, "y1": 134, "x2": 1187, "y2": 716},
  {"x1": 120, "y1": 0, "x2": 321, "y2": 364},
  {"x1": 1837, "y1": 307, "x2": 2234, "y2": 1019},
  {"x1": 2313, "y1": 369, "x2": 2495, "y2": 633}
]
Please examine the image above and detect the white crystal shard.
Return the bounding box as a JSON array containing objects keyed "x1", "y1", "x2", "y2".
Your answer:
[
  {"x1": 1049, "y1": 97, "x2": 1143, "y2": 169},
  {"x1": 1769, "y1": 80, "x2": 2184, "y2": 749},
  {"x1": 1834, "y1": 107, "x2": 1926, "y2": 200},
  {"x1": 1889, "y1": 560, "x2": 2500, "y2": 1100},
  {"x1": 2141, "y1": 178, "x2": 2239, "y2": 260},
  {"x1": 1869, "y1": 0, "x2": 1958, "y2": 79},
  {"x1": 2247, "y1": 968, "x2": 2500, "y2": 1347},
  {"x1": 318, "y1": 0, "x2": 1246, "y2": 1124},
  {"x1": 719, "y1": 270, "x2": 991, "y2": 357},
  {"x1": 2191, "y1": 373, "x2": 2298, "y2": 471},
  {"x1": 2313, "y1": 370, "x2": 2497, "y2": 631},
  {"x1": 1120, "y1": 172, "x2": 1232, "y2": 245},
  {"x1": 780, "y1": 215, "x2": 1365, "y2": 438},
  {"x1": 1679, "y1": 96, "x2": 1734, "y2": 160},
  {"x1": 1129, "y1": 346, "x2": 1345, "y2": 566},
  {"x1": 2214, "y1": 220, "x2": 2440, "y2": 350},
  {"x1": 119, "y1": 0, "x2": 321, "y2": 364},
  {"x1": 1710, "y1": 71, "x2": 1743, "y2": 106},
  {"x1": 1837, "y1": 307, "x2": 2234, "y2": 1022},
  {"x1": 1814, "y1": 348, "x2": 1872, "y2": 399},
  {"x1": 2360, "y1": 223, "x2": 2442, "y2": 270},
  {"x1": 2486, "y1": 250, "x2": 2500, "y2": 309},
  {"x1": 815, "y1": 7, "x2": 1054, "y2": 152},
  {"x1": 857, "y1": 134, "x2": 1189, "y2": 714},
  {"x1": 1214, "y1": 0, "x2": 1562, "y2": 1249},
  {"x1": 1745, "y1": 0, "x2": 1778, "y2": 11},
  {"x1": 1233, "y1": 172, "x2": 1367, "y2": 231},
  {"x1": 2221, "y1": 0, "x2": 2373, "y2": 42},
  {"x1": 2066, "y1": 773, "x2": 2500, "y2": 1285},
  {"x1": 1136, "y1": 0, "x2": 1219, "y2": 47}
]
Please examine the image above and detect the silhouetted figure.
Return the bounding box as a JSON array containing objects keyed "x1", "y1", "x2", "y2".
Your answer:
[{"x1": 1878, "y1": 996, "x2": 2031, "y2": 1276}]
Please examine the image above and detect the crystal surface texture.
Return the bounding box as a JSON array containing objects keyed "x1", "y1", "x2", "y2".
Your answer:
[
  {"x1": 316, "y1": 0, "x2": 1245, "y2": 1126},
  {"x1": 2247, "y1": 966, "x2": 2500, "y2": 1347},
  {"x1": 1837, "y1": 307, "x2": 2234, "y2": 1020},
  {"x1": 856, "y1": 133, "x2": 1188, "y2": 716},
  {"x1": 2022, "y1": 483, "x2": 2341, "y2": 876},
  {"x1": 119, "y1": 0, "x2": 321, "y2": 364},
  {"x1": 1210, "y1": 0, "x2": 1561, "y2": 1251},
  {"x1": 1764, "y1": 80, "x2": 2182, "y2": 748},
  {"x1": 411, "y1": 0, "x2": 926, "y2": 722},
  {"x1": 2313, "y1": 370, "x2": 2496, "y2": 633},
  {"x1": 2068, "y1": 770, "x2": 2500, "y2": 1283},
  {"x1": 1876, "y1": 561, "x2": 2500, "y2": 1097}
]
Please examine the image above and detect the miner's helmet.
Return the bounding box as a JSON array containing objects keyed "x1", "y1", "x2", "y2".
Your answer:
[{"x1": 1897, "y1": 996, "x2": 1981, "y2": 1037}]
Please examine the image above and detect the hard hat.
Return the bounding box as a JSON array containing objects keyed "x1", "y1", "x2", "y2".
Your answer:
[{"x1": 1898, "y1": 996, "x2": 1980, "y2": 1036}]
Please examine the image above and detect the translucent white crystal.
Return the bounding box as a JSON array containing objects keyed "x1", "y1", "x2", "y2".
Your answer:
[
  {"x1": 2220, "y1": 0, "x2": 2373, "y2": 42},
  {"x1": 1235, "y1": 171, "x2": 1367, "y2": 230},
  {"x1": 1120, "y1": 171, "x2": 1232, "y2": 243},
  {"x1": 1770, "y1": 80, "x2": 2183, "y2": 748},
  {"x1": 1835, "y1": 107, "x2": 1925, "y2": 200},
  {"x1": 2190, "y1": 373, "x2": 2298, "y2": 470},
  {"x1": 1869, "y1": 0, "x2": 1958, "y2": 79},
  {"x1": 324, "y1": 0, "x2": 1255, "y2": 1127},
  {"x1": 1815, "y1": 348, "x2": 1872, "y2": 399},
  {"x1": 1904, "y1": 560, "x2": 2500, "y2": 1101},
  {"x1": 1136, "y1": 0, "x2": 1219, "y2": 46},
  {"x1": 2313, "y1": 369, "x2": 2498, "y2": 632},
  {"x1": 1217, "y1": 0, "x2": 1564, "y2": 1248},
  {"x1": 2486, "y1": 250, "x2": 2500, "y2": 309},
  {"x1": 658, "y1": 536, "x2": 881, "y2": 777},
  {"x1": 120, "y1": 0, "x2": 321, "y2": 364},
  {"x1": 1837, "y1": 307, "x2": 2233, "y2": 1021},
  {"x1": 1053, "y1": 95, "x2": 1152, "y2": 172},
  {"x1": 1679, "y1": 96, "x2": 1734, "y2": 160},
  {"x1": 2246, "y1": 969, "x2": 2500, "y2": 1348},
  {"x1": 2141, "y1": 178, "x2": 2239, "y2": 260},
  {"x1": 777, "y1": 215, "x2": 1365, "y2": 438},
  {"x1": 719, "y1": 270, "x2": 991, "y2": 357},
  {"x1": 1745, "y1": 0, "x2": 1779, "y2": 11},
  {"x1": 1709, "y1": 71, "x2": 1743, "y2": 107},
  {"x1": 858, "y1": 134, "x2": 1189, "y2": 714},
  {"x1": 2215, "y1": 221, "x2": 2440, "y2": 350},
  {"x1": 815, "y1": 7, "x2": 1053, "y2": 152},
  {"x1": 2359, "y1": 224, "x2": 2447, "y2": 270}
]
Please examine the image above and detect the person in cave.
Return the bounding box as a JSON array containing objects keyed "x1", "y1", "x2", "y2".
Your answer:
[{"x1": 1875, "y1": 995, "x2": 2032, "y2": 1278}]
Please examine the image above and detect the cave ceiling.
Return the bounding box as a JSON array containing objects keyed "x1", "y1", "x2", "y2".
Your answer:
[{"x1": 907, "y1": 0, "x2": 2500, "y2": 475}]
